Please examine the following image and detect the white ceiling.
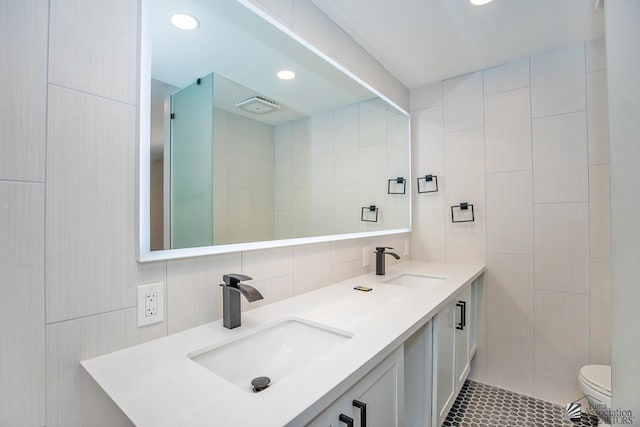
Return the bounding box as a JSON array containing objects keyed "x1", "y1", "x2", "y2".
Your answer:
[
  {"x1": 151, "y1": 0, "x2": 375, "y2": 125},
  {"x1": 310, "y1": 0, "x2": 605, "y2": 89}
]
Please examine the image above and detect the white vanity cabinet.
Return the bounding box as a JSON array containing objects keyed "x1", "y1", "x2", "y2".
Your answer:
[
  {"x1": 432, "y1": 299, "x2": 457, "y2": 426},
  {"x1": 430, "y1": 277, "x2": 481, "y2": 427},
  {"x1": 306, "y1": 346, "x2": 404, "y2": 427}
]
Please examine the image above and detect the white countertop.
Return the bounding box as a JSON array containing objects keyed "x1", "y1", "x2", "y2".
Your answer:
[{"x1": 82, "y1": 261, "x2": 484, "y2": 427}]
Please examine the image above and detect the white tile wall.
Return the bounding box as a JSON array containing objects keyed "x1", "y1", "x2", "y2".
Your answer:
[
  {"x1": 590, "y1": 258, "x2": 611, "y2": 364},
  {"x1": 445, "y1": 205, "x2": 486, "y2": 265},
  {"x1": 587, "y1": 70, "x2": 610, "y2": 165},
  {"x1": 412, "y1": 107, "x2": 444, "y2": 177},
  {"x1": 46, "y1": 308, "x2": 165, "y2": 427},
  {"x1": 484, "y1": 87, "x2": 532, "y2": 173},
  {"x1": 0, "y1": 0, "x2": 47, "y2": 182},
  {"x1": 293, "y1": 243, "x2": 333, "y2": 295},
  {"x1": 411, "y1": 40, "x2": 609, "y2": 405},
  {"x1": 534, "y1": 290, "x2": 590, "y2": 403},
  {"x1": 532, "y1": 111, "x2": 588, "y2": 203},
  {"x1": 483, "y1": 58, "x2": 530, "y2": 96},
  {"x1": 49, "y1": 0, "x2": 138, "y2": 104},
  {"x1": 589, "y1": 165, "x2": 611, "y2": 259},
  {"x1": 444, "y1": 128, "x2": 486, "y2": 205},
  {"x1": 530, "y1": 45, "x2": 586, "y2": 118},
  {"x1": 486, "y1": 171, "x2": 533, "y2": 255},
  {"x1": 486, "y1": 253, "x2": 534, "y2": 339},
  {"x1": 534, "y1": 203, "x2": 590, "y2": 294},
  {"x1": 46, "y1": 86, "x2": 166, "y2": 323},
  {"x1": 443, "y1": 72, "x2": 484, "y2": 132},
  {"x1": 0, "y1": 182, "x2": 45, "y2": 427}
]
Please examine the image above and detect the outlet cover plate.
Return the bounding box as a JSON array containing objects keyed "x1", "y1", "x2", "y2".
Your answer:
[
  {"x1": 362, "y1": 247, "x2": 370, "y2": 267},
  {"x1": 137, "y1": 282, "x2": 164, "y2": 327}
]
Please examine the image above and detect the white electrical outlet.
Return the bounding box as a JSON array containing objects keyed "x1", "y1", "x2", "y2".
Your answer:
[
  {"x1": 137, "y1": 283, "x2": 164, "y2": 327},
  {"x1": 363, "y1": 247, "x2": 370, "y2": 267},
  {"x1": 403, "y1": 240, "x2": 410, "y2": 257}
]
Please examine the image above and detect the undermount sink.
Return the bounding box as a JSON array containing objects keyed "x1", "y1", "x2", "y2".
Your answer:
[
  {"x1": 384, "y1": 274, "x2": 445, "y2": 288},
  {"x1": 189, "y1": 319, "x2": 352, "y2": 393}
]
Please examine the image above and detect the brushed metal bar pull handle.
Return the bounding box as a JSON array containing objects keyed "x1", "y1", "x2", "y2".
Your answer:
[{"x1": 352, "y1": 399, "x2": 367, "y2": 427}]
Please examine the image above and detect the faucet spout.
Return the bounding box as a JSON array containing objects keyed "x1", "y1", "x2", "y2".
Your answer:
[{"x1": 236, "y1": 283, "x2": 264, "y2": 303}]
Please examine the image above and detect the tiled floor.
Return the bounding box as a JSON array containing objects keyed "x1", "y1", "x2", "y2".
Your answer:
[{"x1": 443, "y1": 380, "x2": 599, "y2": 427}]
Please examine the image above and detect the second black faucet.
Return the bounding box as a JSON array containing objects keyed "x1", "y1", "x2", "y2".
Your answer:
[{"x1": 374, "y1": 247, "x2": 401, "y2": 275}]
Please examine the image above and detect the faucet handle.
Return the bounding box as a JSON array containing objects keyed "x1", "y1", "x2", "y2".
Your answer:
[
  {"x1": 375, "y1": 246, "x2": 394, "y2": 252},
  {"x1": 223, "y1": 274, "x2": 253, "y2": 286}
]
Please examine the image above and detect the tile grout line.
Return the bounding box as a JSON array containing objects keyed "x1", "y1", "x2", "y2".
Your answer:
[
  {"x1": 528, "y1": 54, "x2": 537, "y2": 397},
  {"x1": 45, "y1": 305, "x2": 137, "y2": 327},
  {"x1": 43, "y1": 0, "x2": 52, "y2": 423}
]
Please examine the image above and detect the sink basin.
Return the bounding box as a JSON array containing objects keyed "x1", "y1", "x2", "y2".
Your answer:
[
  {"x1": 189, "y1": 319, "x2": 352, "y2": 392},
  {"x1": 384, "y1": 274, "x2": 445, "y2": 288}
]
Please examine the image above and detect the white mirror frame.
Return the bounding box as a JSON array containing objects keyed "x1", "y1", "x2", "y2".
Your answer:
[{"x1": 137, "y1": 0, "x2": 411, "y2": 262}]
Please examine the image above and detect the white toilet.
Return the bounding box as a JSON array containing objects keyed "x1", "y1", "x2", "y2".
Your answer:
[{"x1": 578, "y1": 364, "x2": 611, "y2": 425}]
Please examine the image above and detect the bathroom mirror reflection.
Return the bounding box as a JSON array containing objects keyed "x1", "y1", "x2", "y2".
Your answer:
[{"x1": 142, "y1": 0, "x2": 410, "y2": 258}]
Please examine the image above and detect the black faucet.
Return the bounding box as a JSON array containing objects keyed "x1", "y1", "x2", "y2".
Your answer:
[
  {"x1": 374, "y1": 247, "x2": 401, "y2": 275},
  {"x1": 220, "y1": 274, "x2": 263, "y2": 329}
]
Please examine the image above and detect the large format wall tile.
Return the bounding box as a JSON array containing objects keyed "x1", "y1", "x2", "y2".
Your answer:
[
  {"x1": 166, "y1": 254, "x2": 242, "y2": 334},
  {"x1": 0, "y1": 182, "x2": 45, "y2": 427},
  {"x1": 486, "y1": 253, "x2": 534, "y2": 340},
  {"x1": 534, "y1": 290, "x2": 590, "y2": 404},
  {"x1": 443, "y1": 72, "x2": 484, "y2": 132},
  {"x1": 532, "y1": 111, "x2": 588, "y2": 203},
  {"x1": 530, "y1": 45, "x2": 586, "y2": 118},
  {"x1": 590, "y1": 258, "x2": 611, "y2": 365},
  {"x1": 49, "y1": 0, "x2": 138, "y2": 104},
  {"x1": 446, "y1": 205, "x2": 486, "y2": 265},
  {"x1": 587, "y1": 70, "x2": 610, "y2": 165},
  {"x1": 0, "y1": 0, "x2": 48, "y2": 182},
  {"x1": 242, "y1": 247, "x2": 293, "y2": 281},
  {"x1": 589, "y1": 165, "x2": 611, "y2": 259},
  {"x1": 484, "y1": 88, "x2": 532, "y2": 173},
  {"x1": 486, "y1": 334, "x2": 534, "y2": 396},
  {"x1": 412, "y1": 107, "x2": 444, "y2": 177},
  {"x1": 46, "y1": 308, "x2": 165, "y2": 427},
  {"x1": 486, "y1": 171, "x2": 533, "y2": 254},
  {"x1": 46, "y1": 86, "x2": 165, "y2": 323},
  {"x1": 444, "y1": 128, "x2": 486, "y2": 205},
  {"x1": 483, "y1": 58, "x2": 530, "y2": 96},
  {"x1": 534, "y1": 203, "x2": 590, "y2": 294},
  {"x1": 293, "y1": 243, "x2": 333, "y2": 295}
]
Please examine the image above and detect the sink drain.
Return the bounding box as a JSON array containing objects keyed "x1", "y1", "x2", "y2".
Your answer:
[{"x1": 251, "y1": 376, "x2": 271, "y2": 393}]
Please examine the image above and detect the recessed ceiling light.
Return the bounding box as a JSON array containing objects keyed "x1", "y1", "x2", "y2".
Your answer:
[
  {"x1": 277, "y1": 70, "x2": 296, "y2": 80},
  {"x1": 470, "y1": 0, "x2": 495, "y2": 5},
  {"x1": 171, "y1": 13, "x2": 199, "y2": 31}
]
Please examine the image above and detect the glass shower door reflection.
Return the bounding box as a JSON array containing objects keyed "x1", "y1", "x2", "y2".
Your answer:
[{"x1": 170, "y1": 73, "x2": 214, "y2": 249}]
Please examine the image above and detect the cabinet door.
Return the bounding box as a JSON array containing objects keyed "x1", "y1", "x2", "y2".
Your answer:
[
  {"x1": 306, "y1": 346, "x2": 404, "y2": 427},
  {"x1": 454, "y1": 286, "x2": 471, "y2": 391},
  {"x1": 432, "y1": 302, "x2": 456, "y2": 427}
]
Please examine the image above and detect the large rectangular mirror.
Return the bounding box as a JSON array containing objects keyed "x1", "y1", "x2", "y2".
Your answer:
[{"x1": 138, "y1": 0, "x2": 411, "y2": 261}]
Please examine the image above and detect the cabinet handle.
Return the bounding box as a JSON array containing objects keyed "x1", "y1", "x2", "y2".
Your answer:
[
  {"x1": 352, "y1": 399, "x2": 367, "y2": 427},
  {"x1": 339, "y1": 413, "x2": 354, "y2": 427},
  {"x1": 456, "y1": 301, "x2": 466, "y2": 330}
]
